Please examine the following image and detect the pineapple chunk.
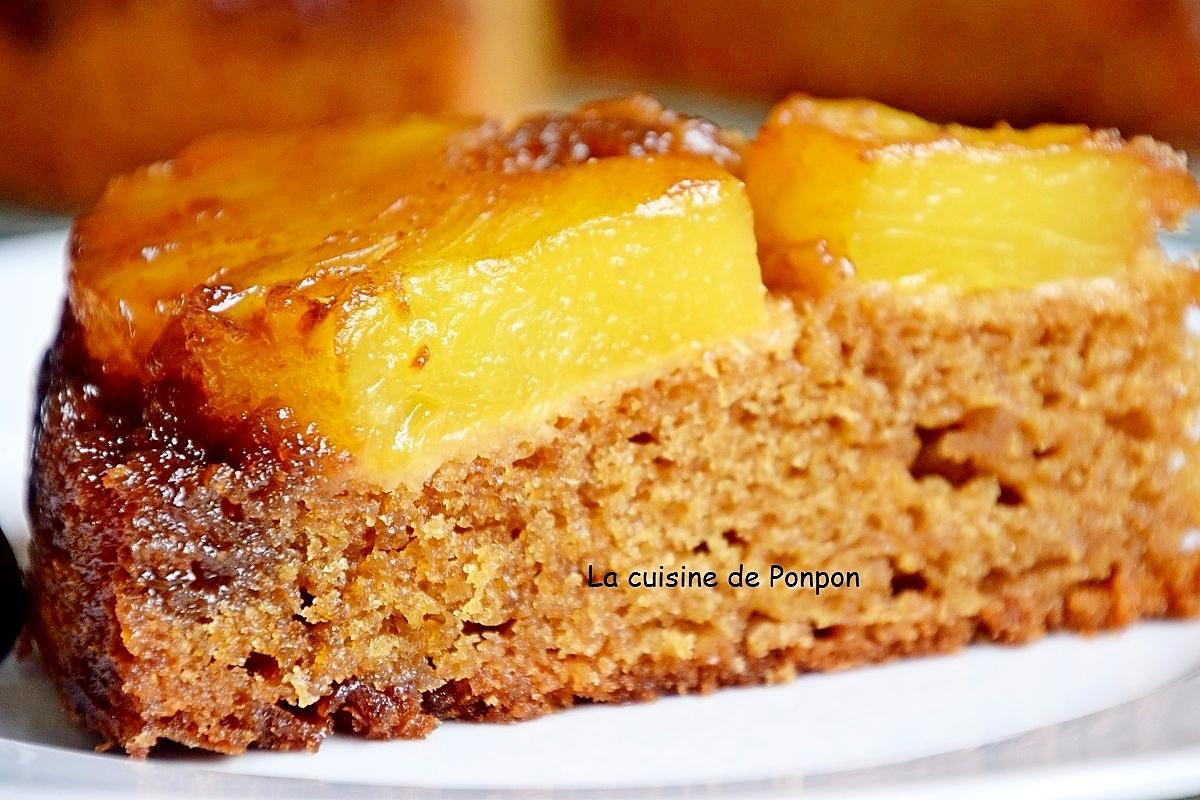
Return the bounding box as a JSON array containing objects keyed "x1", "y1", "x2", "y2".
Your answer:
[
  {"x1": 745, "y1": 96, "x2": 1200, "y2": 292},
  {"x1": 70, "y1": 119, "x2": 766, "y2": 485}
]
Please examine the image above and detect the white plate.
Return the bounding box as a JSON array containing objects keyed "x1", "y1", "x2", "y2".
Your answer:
[{"x1": 4, "y1": 230, "x2": 1200, "y2": 800}]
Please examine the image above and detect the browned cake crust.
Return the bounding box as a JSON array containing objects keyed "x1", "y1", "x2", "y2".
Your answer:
[{"x1": 29, "y1": 257, "x2": 1200, "y2": 755}]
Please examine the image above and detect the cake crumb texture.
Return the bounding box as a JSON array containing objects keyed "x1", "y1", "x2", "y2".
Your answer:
[{"x1": 29, "y1": 261, "x2": 1200, "y2": 755}]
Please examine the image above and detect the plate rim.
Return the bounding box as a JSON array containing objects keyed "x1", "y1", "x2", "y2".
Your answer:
[{"x1": 4, "y1": 229, "x2": 1200, "y2": 799}]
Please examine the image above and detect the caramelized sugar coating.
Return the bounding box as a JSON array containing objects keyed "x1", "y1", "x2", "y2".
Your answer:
[
  {"x1": 27, "y1": 98, "x2": 1200, "y2": 756},
  {"x1": 69, "y1": 100, "x2": 764, "y2": 485},
  {"x1": 450, "y1": 95, "x2": 745, "y2": 173}
]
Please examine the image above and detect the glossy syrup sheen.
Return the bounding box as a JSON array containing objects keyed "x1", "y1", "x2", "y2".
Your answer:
[
  {"x1": 746, "y1": 96, "x2": 1200, "y2": 293},
  {"x1": 69, "y1": 117, "x2": 766, "y2": 486}
]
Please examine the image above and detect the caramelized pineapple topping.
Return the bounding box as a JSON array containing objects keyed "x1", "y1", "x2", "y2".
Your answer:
[
  {"x1": 745, "y1": 96, "x2": 1200, "y2": 293},
  {"x1": 68, "y1": 97, "x2": 1200, "y2": 485},
  {"x1": 70, "y1": 110, "x2": 766, "y2": 485}
]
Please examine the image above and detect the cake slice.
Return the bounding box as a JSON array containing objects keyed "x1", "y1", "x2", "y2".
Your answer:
[{"x1": 28, "y1": 96, "x2": 1200, "y2": 756}]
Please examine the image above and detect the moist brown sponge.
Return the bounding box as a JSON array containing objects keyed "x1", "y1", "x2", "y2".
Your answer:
[{"x1": 28, "y1": 255, "x2": 1200, "y2": 756}]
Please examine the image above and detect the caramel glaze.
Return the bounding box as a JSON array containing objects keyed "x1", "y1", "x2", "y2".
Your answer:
[
  {"x1": 61, "y1": 96, "x2": 742, "y2": 485},
  {"x1": 28, "y1": 101, "x2": 746, "y2": 748},
  {"x1": 29, "y1": 315, "x2": 349, "y2": 749},
  {"x1": 449, "y1": 95, "x2": 745, "y2": 174}
]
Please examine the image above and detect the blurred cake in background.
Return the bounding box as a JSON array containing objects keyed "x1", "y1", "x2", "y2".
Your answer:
[
  {"x1": 558, "y1": 0, "x2": 1200, "y2": 148},
  {"x1": 3, "y1": 0, "x2": 1199, "y2": 212},
  {"x1": 0, "y1": 0, "x2": 551, "y2": 210}
]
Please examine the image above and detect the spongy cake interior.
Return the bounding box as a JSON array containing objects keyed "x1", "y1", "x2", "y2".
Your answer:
[
  {"x1": 26, "y1": 98, "x2": 1200, "y2": 756},
  {"x1": 31, "y1": 254, "x2": 1200, "y2": 754}
]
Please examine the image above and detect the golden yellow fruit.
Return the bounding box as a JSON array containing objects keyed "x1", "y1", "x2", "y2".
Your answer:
[
  {"x1": 745, "y1": 96, "x2": 1200, "y2": 293},
  {"x1": 70, "y1": 116, "x2": 765, "y2": 485}
]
